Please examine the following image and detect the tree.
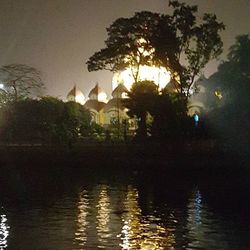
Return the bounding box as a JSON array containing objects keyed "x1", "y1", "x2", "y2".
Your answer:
[
  {"x1": 87, "y1": 11, "x2": 161, "y2": 83},
  {"x1": 206, "y1": 35, "x2": 250, "y2": 153},
  {"x1": 150, "y1": 92, "x2": 191, "y2": 140},
  {"x1": 124, "y1": 80, "x2": 158, "y2": 139},
  {"x1": 228, "y1": 34, "x2": 250, "y2": 77},
  {"x1": 87, "y1": 1, "x2": 224, "y2": 96},
  {"x1": 0, "y1": 64, "x2": 45, "y2": 101},
  {"x1": 0, "y1": 97, "x2": 92, "y2": 144},
  {"x1": 206, "y1": 34, "x2": 250, "y2": 107}
]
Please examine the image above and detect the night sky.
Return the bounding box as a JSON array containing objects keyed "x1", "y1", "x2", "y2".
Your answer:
[{"x1": 0, "y1": 0, "x2": 249, "y2": 99}]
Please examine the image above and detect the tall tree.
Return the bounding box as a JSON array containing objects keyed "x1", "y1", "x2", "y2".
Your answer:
[
  {"x1": 87, "y1": 1, "x2": 224, "y2": 96},
  {"x1": 87, "y1": 11, "x2": 161, "y2": 83},
  {"x1": 0, "y1": 64, "x2": 45, "y2": 101},
  {"x1": 207, "y1": 34, "x2": 250, "y2": 107},
  {"x1": 124, "y1": 80, "x2": 158, "y2": 139},
  {"x1": 150, "y1": 92, "x2": 190, "y2": 140},
  {"x1": 206, "y1": 35, "x2": 250, "y2": 153}
]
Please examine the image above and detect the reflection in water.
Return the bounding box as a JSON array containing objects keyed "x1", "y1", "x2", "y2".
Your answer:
[
  {"x1": 96, "y1": 185, "x2": 111, "y2": 247},
  {"x1": 119, "y1": 186, "x2": 175, "y2": 250},
  {"x1": 0, "y1": 214, "x2": 9, "y2": 249},
  {"x1": 186, "y1": 189, "x2": 229, "y2": 249},
  {"x1": 186, "y1": 189, "x2": 204, "y2": 249},
  {"x1": 73, "y1": 185, "x2": 243, "y2": 249},
  {"x1": 75, "y1": 190, "x2": 89, "y2": 247}
]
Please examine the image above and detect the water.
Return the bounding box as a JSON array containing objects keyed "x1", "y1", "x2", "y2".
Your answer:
[{"x1": 0, "y1": 164, "x2": 250, "y2": 249}]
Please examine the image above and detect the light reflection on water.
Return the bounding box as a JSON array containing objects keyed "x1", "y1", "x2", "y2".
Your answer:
[
  {"x1": 119, "y1": 186, "x2": 175, "y2": 250},
  {"x1": 74, "y1": 185, "x2": 177, "y2": 249},
  {"x1": 185, "y1": 189, "x2": 229, "y2": 250},
  {"x1": 1, "y1": 183, "x2": 249, "y2": 249},
  {"x1": 75, "y1": 190, "x2": 89, "y2": 247},
  {"x1": 96, "y1": 185, "x2": 111, "y2": 246},
  {"x1": 0, "y1": 213, "x2": 9, "y2": 249}
]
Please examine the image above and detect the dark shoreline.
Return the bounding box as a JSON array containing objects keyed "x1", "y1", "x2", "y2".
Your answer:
[
  {"x1": 0, "y1": 141, "x2": 249, "y2": 212},
  {"x1": 0, "y1": 141, "x2": 248, "y2": 174}
]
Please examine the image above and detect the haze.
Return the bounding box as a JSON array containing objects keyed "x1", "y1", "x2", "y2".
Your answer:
[{"x1": 0, "y1": 0, "x2": 249, "y2": 99}]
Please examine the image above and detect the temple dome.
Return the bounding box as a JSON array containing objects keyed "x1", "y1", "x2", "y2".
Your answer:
[
  {"x1": 103, "y1": 98, "x2": 124, "y2": 112},
  {"x1": 88, "y1": 83, "x2": 108, "y2": 103},
  {"x1": 111, "y1": 84, "x2": 128, "y2": 99},
  {"x1": 67, "y1": 85, "x2": 85, "y2": 105},
  {"x1": 84, "y1": 99, "x2": 106, "y2": 112}
]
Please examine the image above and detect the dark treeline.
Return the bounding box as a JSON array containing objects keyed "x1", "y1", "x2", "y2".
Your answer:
[
  {"x1": 204, "y1": 34, "x2": 250, "y2": 154},
  {"x1": 0, "y1": 97, "x2": 97, "y2": 145}
]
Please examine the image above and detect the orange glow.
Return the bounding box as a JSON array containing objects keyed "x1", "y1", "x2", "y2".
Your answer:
[{"x1": 112, "y1": 66, "x2": 171, "y2": 91}]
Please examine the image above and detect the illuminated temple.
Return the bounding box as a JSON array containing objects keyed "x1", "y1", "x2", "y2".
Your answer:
[
  {"x1": 67, "y1": 82, "x2": 130, "y2": 126},
  {"x1": 66, "y1": 65, "x2": 203, "y2": 127},
  {"x1": 66, "y1": 64, "x2": 179, "y2": 127}
]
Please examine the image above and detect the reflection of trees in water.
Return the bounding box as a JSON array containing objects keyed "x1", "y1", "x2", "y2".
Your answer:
[
  {"x1": 75, "y1": 190, "x2": 89, "y2": 247},
  {"x1": 119, "y1": 186, "x2": 175, "y2": 250},
  {"x1": 0, "y1": 214, "x2": 9, "y2": 249}
]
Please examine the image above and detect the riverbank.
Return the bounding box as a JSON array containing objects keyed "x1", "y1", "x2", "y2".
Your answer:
[
  {"x1": 0, "y1": 140, "x2": 249, "y2": 212},
  {"x1": 0, "y1": 140, "x2": 248, "y2": 174}
]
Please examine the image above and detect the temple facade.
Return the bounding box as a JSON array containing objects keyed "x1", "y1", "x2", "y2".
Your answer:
[
  {"x1": 67, "y1": 83, "x2": 130, "y2": 127},
  {"x1": 66, "y1": 67, "x2": 206, "y2": 129}
]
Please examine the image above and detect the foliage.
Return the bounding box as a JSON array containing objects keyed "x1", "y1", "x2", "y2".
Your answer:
[
  {"x1": 150, "y1": 92, "x2": 191, "y2": 140},
  {"x1": 87, "y1": 12, "x2": 161, "y2": 82},
  {"x1": 0, "y1": 97, "x2": 92, "y2": 144},
  {"x1": 0, "y1": 64, "x2": 45, "y2": 102},
  {"x1": 206, "y1": 34, "x2": 250, "y2": 108},
  {"x1": 87, "y1": 0, "x2": 224, "y2": 96},
  {"x1": 124, "y1": 80, "x2": 158, "y2": 140},
  {"x1": 124, "y1": 80, "x2": 192, "y2": 141},
  {"x1": 206, "y1": 35, "x2": 250, "y2": 152}
]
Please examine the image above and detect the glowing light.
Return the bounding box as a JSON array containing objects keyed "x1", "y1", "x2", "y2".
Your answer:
[
  {"x1": 194, "y1": 114, "x2": 199, "y2": 123},
  {"x1": 75, "y1": 191, "x2": 89, "y2": 246},
  {"x1": 96, "y1": 185, "x2": 111, "y2": 245},
  {"x1": 118, "y1": 186, "x2": 175, "y2": 249},
  {"x1": 98, "y1": 92, "x2": 108, "y2": 103},
  {"x1": 215, "y1": 91, "x2": 222, "y2": 99},
  {"x1": 75, "y1": 94, "x2": 85, "y2": 105},
  {"x1": 0, "y1": 214, "x2": 9, "y2": 249},
  {"x1": 112, "y1": 66, "x2": 171, "y2": 91},
  {"x1": 136, "y1": 38, "x2": 154, "y2": 57}
]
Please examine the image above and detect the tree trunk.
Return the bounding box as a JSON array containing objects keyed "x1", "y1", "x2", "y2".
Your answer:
[{"x1": 137, "y1": 112, "x2": 147, "y2": 140}]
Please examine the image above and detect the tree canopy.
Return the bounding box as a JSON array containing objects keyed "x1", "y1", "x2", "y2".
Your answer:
[
  {"x1": 206, "y1": 34, "x2": 250, "y2": 108},
  {"x1": 0, "y1": 97, "x2": 92, "y2": 144},
  {"x1": 124, "y1": 80, "x2": 158, "y2": 139},
  {"x1": 206, "y1": 34, "x2": 250, "y2": 153},
  {"x1": 0, "y1": 64, "x2": 45, "y2": 102},
  {"x1": 87, "y1": 0, "x2": 224, "y2": 96}
]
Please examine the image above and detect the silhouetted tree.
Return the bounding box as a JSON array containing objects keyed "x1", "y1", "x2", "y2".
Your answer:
[
  {"x1": 87, "y1": 1, "x2": 224, "y2": 96},
  {"x1": 150, "y1": 92, "x2": 190, "y2": 140},
  {"x1": 206, "y1": 35, "x2": 250, "y2": 153},
  {"x1": 0, "y1": 97, "x2": 92, "y2": 144},
  {"x1": 87, "y1": 11, "x2": 161, "y2": 83},
  {"x1": 0, "y1": 64, "x2": 45, "y2": 102},
  {"x1": 207, "y1": 34, "x2": 250, "y2": 108},
  {"x1": 124, "y1": 80, "x2": 158, "y2": 140}
]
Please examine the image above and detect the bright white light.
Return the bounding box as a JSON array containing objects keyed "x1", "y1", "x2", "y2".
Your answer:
[
  {"x1": 0, "y1": 214, "x2": 9, "y2": 249},
  {"x1": 0, "y1": 83, "x2": 4, "y2": 89},
  {"x1": 112, "y1": 66, "x2": 171, "y2": 91},
  {"x1": 75, "y1": 94, "x2": 85, "y2": 105},
  {"x1": 98, "y1": 92, "x2": 108, "y2": 103}
]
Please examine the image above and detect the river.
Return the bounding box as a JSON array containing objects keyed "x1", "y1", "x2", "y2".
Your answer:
[{"x1": 0, "y1": 160, "x2": 249, "y2": 250}]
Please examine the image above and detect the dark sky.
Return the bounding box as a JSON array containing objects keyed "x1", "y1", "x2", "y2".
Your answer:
[{"x1": 0, "y1": 0, "x2": 249, "y2": 99}]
